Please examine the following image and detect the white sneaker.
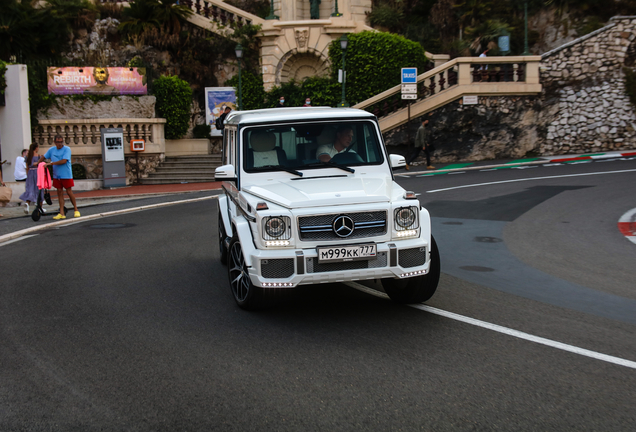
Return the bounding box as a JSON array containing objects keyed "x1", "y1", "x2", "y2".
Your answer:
[
  {"x1": 41, "y1": 207, "x2": 47, "y2": 213},
  {"x1": 24, "y1": 203, "x2": 29, "y2": 214}
]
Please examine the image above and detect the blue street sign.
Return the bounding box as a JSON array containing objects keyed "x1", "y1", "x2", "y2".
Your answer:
[{"x1": 401, "y1": 68, "x2": 417, "y2": 84}]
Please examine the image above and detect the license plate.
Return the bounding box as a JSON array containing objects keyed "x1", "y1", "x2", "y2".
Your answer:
[{"x1": 317, "y1": 244, "x2": 377, "y2": 262}]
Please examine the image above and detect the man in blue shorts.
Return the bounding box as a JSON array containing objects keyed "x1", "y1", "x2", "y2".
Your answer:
[{"x1": 37, "y1": 135, "x2": 80, "y2": 220}]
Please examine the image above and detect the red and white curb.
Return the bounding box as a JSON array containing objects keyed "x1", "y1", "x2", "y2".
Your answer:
[
  {"x1": 618, "y1": 208, "x2": 636, "y2": 245},
  {"x1": 548, "y1": 151, "x2": 636, "y2": 163}
]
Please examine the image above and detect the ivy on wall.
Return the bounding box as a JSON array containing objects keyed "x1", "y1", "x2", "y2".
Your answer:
[{"x1": 153, "y1": 75, "x2": 192, "y2": 139}]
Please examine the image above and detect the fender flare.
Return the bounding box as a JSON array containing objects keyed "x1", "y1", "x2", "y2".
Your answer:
[
  {"x1": 218, "y1": 194, "x2": 233, "y2": 239},
  {"x1": 419, "y1": 207, "x2": 432, "y2": 246},
  {"x1": 231, "y1": 216, "x2": 257, "y2": 268}
]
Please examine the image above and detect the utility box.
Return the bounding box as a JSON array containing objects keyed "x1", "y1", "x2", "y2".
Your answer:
[{"x1": 100, "y1": 127, "x2": 126, "y2": 188}]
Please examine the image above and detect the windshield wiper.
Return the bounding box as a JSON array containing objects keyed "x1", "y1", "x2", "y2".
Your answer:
[
  {"x1": 257, "y1": 165, "x2": 303, "y2": 177},
  {"x1": 303, "y1": 161, "x2": 355, "y2": 173}
]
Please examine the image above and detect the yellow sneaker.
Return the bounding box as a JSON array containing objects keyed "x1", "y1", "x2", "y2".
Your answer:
[
  {"x1": 427, "y1": 165, "x2": 436, "y2": 170},
  {"x1": 74, "y1": 211, "x2": 81, "y2": 218},
  {"x1": 53, "y1": 213, "x2": 66, "y2": 220}
]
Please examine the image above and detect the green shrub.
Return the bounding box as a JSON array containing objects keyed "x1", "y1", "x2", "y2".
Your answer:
[
  {"x1": 226, "y1": 69, "x2": 266, "y2": 110},
  {"x1": 154, "y1": 75, "x2": 192, "y2": 139},
  {"x1": 328, "y1": 31, "x2": 429, "y2": 105},
  {"x1": 0, "y1": 60, "x2": 7, "y2": 95},
  {"x1": 193, "y1": 123, "x2": 212, "y2": 138},
  {"x1": 72, "y1": 163, "x2": 87, "y2": 179}
]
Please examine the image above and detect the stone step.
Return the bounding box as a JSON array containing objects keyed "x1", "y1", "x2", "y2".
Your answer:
[
  {"x1": 140, "y1": 177, "x2": 217, "y2": 185},
  {"x1": 159, "y1": 162, "x2": 221, "y2": 169},
  {"x1": 146, "y1": 171, "x2": 217, "y2": 178},
  {"x1": 165, "y1": 154, "x2": 222, "y2": 161}
]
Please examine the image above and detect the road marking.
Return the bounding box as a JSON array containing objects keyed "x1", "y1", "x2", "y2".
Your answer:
[
  {"x1": 344, "y1": 281, "x2": 636, "y2": 370},
  {"x1": 0, "y1": 196, "x2": 217, "y2": 244},
  {"x1": 426, "y1": 169, "x2": 636, "y2": 193},
  {"x1": 618, "y1": 207, "x2": 636, "y2": 245},
  {"x1": 0, "y1": 234, "x2": 39, "y2": 247}
]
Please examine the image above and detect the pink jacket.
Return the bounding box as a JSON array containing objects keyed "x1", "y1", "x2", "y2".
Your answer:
[{"x1": 37, "y1": 162, "x2": 52, "y2": 190}]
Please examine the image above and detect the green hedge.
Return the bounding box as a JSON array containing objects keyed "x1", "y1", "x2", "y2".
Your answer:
[
  {"x1": 328, "y1": 31, "x2": 429, "y2": 105},
  {"x1": 154, "y1": 75, "x2": 192, "y2": 139}
]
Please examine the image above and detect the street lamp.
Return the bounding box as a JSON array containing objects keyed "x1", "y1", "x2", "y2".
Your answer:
[
  {"x1": 235, "y1": 43, "x2": 243, "y2": 111},
  {"x1": 265, "y1": 0, "x2": 279, "y2": 20},
  {"x1": 331, "y1": 0, "x2": 342, "y2": 17},
  {"x1": 338, "y1": 34, "x2": 349, "y2": 107},
  {"x1": 523, "y1": 0, "x2": 530, "y2": 55}
]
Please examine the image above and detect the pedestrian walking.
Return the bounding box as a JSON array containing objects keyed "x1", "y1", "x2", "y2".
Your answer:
[
  {"x1": 406, "y1": 118, "x2": 435, "y2": 170},
  {"x1": 14, "y1": 149, "x2": 27, "y2": 181},
  {"x1": 217, "y1": 106, "x2": 232, "y2": 132},
  {"x1": 19, "y1": 143, "x2": 43, "y2": 214},
  {"x1": 37, "y1": 135, "x2": 80, "y2": 219}
]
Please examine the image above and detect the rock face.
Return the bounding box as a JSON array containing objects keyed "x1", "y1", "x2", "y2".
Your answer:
[
  {"x1": 39, "y1": 96, "x2": 157, "y2": 120},
  {"x1": 386, "y1": 16, "x2": 636, "y2": 162}
]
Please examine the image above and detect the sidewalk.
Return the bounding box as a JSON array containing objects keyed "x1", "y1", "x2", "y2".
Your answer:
[{"x1": 0, "y1": 181, "x2": 223, "y2": 221}]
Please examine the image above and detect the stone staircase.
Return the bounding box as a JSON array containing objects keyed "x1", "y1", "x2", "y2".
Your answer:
[{"x1": 141, "y1": 154, "x2": 222, "y2": 185}]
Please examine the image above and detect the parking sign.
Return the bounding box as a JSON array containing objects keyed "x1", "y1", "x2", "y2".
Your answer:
[{"x1": 401, "y1": 68, "x2": 417, "y2": 84}]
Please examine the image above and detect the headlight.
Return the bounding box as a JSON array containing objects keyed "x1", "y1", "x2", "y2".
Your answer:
[
  {"x1": 262, "y1": 216, "x2": 291, "y2": 240},
  {"x1": 395, "y1": 207, "x2": 417, "y2": 229}
]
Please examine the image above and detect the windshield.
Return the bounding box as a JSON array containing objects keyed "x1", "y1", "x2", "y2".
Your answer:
[{"x1": 242, "y1": 120, "x2": 385, "y2": 173}]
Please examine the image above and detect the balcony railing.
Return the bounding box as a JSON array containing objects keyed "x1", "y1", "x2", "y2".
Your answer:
[
  {"x1": 355, "y1": 56, "x2": 542, "y2": 124},
  {"x1": 33, "y1": 118, "x2": 166, "y2": 155}
]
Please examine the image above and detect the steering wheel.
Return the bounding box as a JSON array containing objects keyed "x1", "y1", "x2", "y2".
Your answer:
[{"x1": 331, "y1": 151, "x2": 364, "y2": 164}]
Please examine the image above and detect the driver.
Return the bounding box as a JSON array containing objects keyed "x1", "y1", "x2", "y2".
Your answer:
[{"x1": 317, "y1": 125, "x2": 355, "y2": 162}]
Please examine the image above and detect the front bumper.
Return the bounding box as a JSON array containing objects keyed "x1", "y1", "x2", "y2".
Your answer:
[{"x1": 246, "y1": 238, "x2": 430, "y2": 288}]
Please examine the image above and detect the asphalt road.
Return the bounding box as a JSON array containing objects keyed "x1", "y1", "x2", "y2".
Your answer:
[{"x1": 1, "y1": 158, "x2": 635, "y2": 431}]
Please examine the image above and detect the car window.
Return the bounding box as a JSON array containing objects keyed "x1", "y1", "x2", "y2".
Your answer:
[{"x1": 242, "y1": 121, "x2": 384, "y2": 173}]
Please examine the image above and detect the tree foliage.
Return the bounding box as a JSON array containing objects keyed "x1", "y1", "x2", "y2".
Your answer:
[
  {"x1": 154, "y1": 75, "x2": 193, "y2": 139},
  {"x1": 119, "y1": 0, "x2": 192, "y2": 37}
]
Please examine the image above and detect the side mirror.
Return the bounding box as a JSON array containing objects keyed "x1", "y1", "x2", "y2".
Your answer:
[
  {"x1": 215, "y1": 164, "x2": 236, "y2": 181},
  {"x1": 389, "y1": 154, "x2": 406, "y2": 169}
]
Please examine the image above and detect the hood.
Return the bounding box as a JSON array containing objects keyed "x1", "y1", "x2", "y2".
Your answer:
[{"x1": 242, "y1": 175, "x2": 394, "y2": 209}]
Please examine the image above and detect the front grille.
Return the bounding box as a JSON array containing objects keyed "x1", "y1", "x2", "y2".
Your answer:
[
  {"x1": 398, "y1": 247, "x2": 426, "y2": 268},
  {"x1": 261, "y1": 259, "x2": 295, "y2": 279},
  {"x1": 298, "y1": 211, "x2": 387, "y2": 241},
  {"x1": 306, "y1": 252, "x2": 387, "y2": 273}
]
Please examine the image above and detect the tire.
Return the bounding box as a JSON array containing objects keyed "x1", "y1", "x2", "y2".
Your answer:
[
  {"x1": 218, "y1": 212, "x2": 228, "y2": 265},
  {"x1": 31, "y1": 209, "x2": 41, "y2": 222},
  {"x1": 383, "y1": 235, "x2": 441, "y2": 304},
  {"x1": 227, "y1": 237, "x2": 284, "y2": 310}
]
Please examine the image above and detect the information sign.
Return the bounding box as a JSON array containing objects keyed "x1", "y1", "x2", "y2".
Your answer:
[
  {"x1": 463, "y1": 96, "x2": 479, "y2": 105},
  {"x1": 401, "y1": 68, "x2": 417, "y2": 84},
  {"x1": 401, "y1": 84, "x2": 417, "y2": 93},
  {"x1": 402, "y1": 94, "x2": 417, "y2": 100}
]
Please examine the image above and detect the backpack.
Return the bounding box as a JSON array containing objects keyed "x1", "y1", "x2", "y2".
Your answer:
[{"x1": 215, "y1": 117, "x2": 223, "y2": 130}]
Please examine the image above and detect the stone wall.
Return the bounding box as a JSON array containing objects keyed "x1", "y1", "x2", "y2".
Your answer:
[
  {"x1": 384, "y1": 96, "x2": 542, "y2": 163},
  {"x1": 385, "y1": 16, "x2": 636, "y2": 162},
  {"x1": 72, "y1": 154, "x2": 161, "y2": 185},
  {"x1": 539, "y1": 16, "x2": 636, "y2": 154}
]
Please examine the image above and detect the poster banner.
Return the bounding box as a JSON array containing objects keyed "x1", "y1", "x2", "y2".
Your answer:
[
  {"x1": 47, "y1": 67, "x2": 148, "y2": 95},
  {"x1": 205, "y1": 87, "x2": 236, "y2": 137}
]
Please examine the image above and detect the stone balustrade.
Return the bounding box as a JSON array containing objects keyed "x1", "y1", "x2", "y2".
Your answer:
[
  {"x1": 33, "y1": 118, "x2": 166, "y2": 156},
  {"x1": 355, "y1": 56, "x2": 542, "y2": 124}
]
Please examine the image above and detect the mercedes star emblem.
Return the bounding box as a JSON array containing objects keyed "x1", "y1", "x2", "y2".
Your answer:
[{"x1": 333, "y1": 215, "x2": 355, "y2": 237}]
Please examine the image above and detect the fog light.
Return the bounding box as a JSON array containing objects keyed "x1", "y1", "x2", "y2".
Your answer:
[
  {"x1": 399, "y1": 269, "x2": 428, "y2": 278},
  {"x1": 262, "y1": 282, "x2": 295, "y2": 287},
  {"x1": 265, "y1": 240, "x2": 290, "y2": 247},
  {"x1": 396, "y1": 230, "x2": 418, "y2": 238}
]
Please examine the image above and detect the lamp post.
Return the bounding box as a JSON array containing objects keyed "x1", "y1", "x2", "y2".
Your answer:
[
  {"x1": 235, "y1": 44, "x2": 243, "y2": 111},
  {"x1": 338, "y1": 34, "x2": 349, "y2": 107},
  {"x1": 265, "y1": 0, "x2": 279, "y2": 20},
  {"x1": 331, "y1": 0, "x2": 342, "y2": 17},
  {"x1": 523, "y1": 0, "x2": 530, "y2": 55}
]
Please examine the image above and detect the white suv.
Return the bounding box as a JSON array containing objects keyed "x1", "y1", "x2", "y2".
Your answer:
[{"x1": 215, "y1": 107, "x2": 440, "y2": 310}]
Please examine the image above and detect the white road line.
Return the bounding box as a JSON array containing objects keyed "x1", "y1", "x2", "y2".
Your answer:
[
  {"x1": 344, "y1": 281, "x2": 636, "y2": 370},
  {"x1": 426, "y1": 169, "x2": 636, "y2": 193},
  {"x1": 0, "y1": 234, "x2": 39, "y2": 247},
  {"x1": 0, "y1": 196, "x2": 217, "y2": 244},
  {"x1": 448, "y1": 171, "x2": 466, "y2": 175}
]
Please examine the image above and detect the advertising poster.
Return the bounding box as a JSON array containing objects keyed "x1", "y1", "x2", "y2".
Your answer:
[
  {"x1": 205, "y1": 87, "x2": 236, "y2": 137},
  {"x1": 47, "y1": 67, "x2": 148, "y2": 95}
]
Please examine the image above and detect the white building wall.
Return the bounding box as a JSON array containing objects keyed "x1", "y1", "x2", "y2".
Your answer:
[{"x1": 0, "y1": 64, "x2": 32, "y2": 182}]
